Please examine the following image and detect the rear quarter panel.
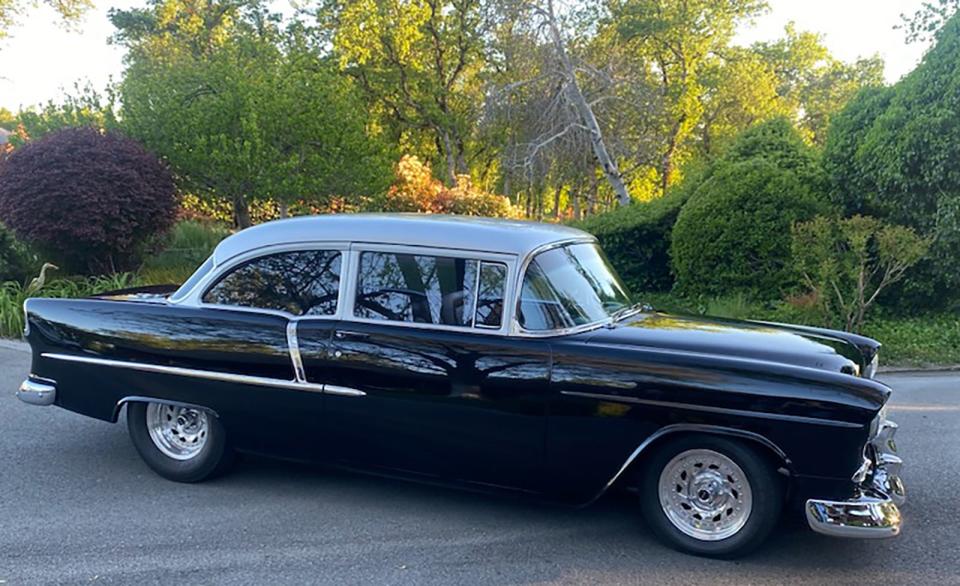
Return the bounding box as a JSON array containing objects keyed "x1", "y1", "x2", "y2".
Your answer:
[{"x1": 24, "y1": 297, "x2": 292, "y2": 423}]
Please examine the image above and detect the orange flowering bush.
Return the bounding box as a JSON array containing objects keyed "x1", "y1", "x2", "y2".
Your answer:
[{"x1": 384, "y1": 155, "x2": 519, "y2": 218}]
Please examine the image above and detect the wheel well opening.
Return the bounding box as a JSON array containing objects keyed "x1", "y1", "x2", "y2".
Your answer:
[{"x1": 618, "y1": 430, "x2": 793, "y2": 492}]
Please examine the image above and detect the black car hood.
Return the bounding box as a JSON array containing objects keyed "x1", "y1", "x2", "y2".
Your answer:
[{"x1": 584, "y1": 312, "x2": 873, "y2": 376}]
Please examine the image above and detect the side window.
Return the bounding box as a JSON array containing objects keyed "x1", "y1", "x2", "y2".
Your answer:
[
  {"x1": 475, "y1": 262, "x2": 507, "y2": 328},
  {"x1": 203, "y1": 250, "x2": 341, "y2": 316},
  {"x1": 355, "y1": 251, "x2": 506, "y2": 329}
]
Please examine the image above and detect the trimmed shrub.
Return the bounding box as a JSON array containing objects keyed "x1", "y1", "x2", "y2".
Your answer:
[
  {"x1": 671, "y1": 158, "x2": 829, "y2": 299},
  {"x1": 571, "y1": 190, "x2": 690, "y2": 294},
  {"x1": 0, "y1": 127, "x2": 177, "y2": 274}
]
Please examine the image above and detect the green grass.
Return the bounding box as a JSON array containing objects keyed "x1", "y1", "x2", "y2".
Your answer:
[
  {"x1": 862, "y1": 315, "x2": 960, "y2": 367},
  {"x1": 0, "y1": 273, "x2": 142, "y2": 338}
]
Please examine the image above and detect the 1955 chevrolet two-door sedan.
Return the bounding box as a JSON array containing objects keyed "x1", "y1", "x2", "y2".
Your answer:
[{"x1": 17, "y1": 214, "x2": 905, "y2": 557}]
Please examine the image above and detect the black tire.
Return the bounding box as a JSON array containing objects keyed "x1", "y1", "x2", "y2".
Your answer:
[
  {"x1": 126, "y1": 401, "x2": 234, "y2": 483},
  {"x1": 638, "y1": 434, "x2": 783, "y2": 559}
]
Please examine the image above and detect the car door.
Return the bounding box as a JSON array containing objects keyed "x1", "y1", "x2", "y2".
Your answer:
[
  {"x1": 298, "y1": 247, "x2": 553, "y2": 492},
  {"x1": 195, "y1": 246, "x2": 345, "y2": 459}
]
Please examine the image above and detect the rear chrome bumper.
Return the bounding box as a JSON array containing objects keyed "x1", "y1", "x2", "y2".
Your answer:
[
  {"x1": 17, "y1": 377, "x2": 57, "y2": 406},
  {"x1": 806, "y1": 419, "x2": 904, "y2": 538}
]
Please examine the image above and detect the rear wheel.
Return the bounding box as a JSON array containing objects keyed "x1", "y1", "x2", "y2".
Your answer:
[
  {"x1": 638, "y1": 435, "x2": 783, "y2": 558},
  {"x1": 127, "y1": 401, "x2": 233, "y2": 482}
]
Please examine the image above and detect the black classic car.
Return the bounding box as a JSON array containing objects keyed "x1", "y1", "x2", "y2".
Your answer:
[{"x1": 17, "y1": 214, "x2": 905, "y2": 557}]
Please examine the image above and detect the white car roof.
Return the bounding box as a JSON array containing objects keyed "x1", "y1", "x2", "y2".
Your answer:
[{"x1": 213, "y1": 213, "x2": 593, "y2": 264}]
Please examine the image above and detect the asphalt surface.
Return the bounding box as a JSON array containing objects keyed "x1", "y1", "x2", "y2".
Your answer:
[{"x1": 2, "y1": 345, "x2": 958, "y2": 585}]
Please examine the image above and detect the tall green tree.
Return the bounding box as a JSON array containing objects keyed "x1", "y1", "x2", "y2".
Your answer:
[
  {"x1": 753, "y1": 24, "x2": 883, "y2": 144},
  {"x1": 0, "y1": 0, "x2": 90, "y2": 41},
  {"x1": 119, "y1": 12, "x2": 393, "y2": 227},
  {"x1": 317, "y1": 0, "x2": 492, "y2": 185},
  {"x1": 610, "y1": 0, "x2": 767, "y2": 194},
  {"x1": 824, "y1": 11, "x2": 960, "y2": 307}
]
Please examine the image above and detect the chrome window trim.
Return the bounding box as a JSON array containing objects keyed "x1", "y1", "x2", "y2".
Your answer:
[
  {"x1": 347, "y1": 243, "x2": 517, "y2": 336},
  {"x1": 167, "y1": 234, "x2": 654, "y2": 340},
  {"x1": 171, "y1": 241, "x2": 352, "y2": 316},
  {"x1": 509, "y1": 236, "x2": 620, "y2": 338}
]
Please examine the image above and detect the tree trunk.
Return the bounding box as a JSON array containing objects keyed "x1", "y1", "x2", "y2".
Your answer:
[
  {"x1": 279, "y1": 201, "x2": 289, "y2": 219},
  {"x1": 572, "y1": 178, "x2": 582, "y2": 221},
  {"x1": 234, "y1": 196, "x2": 252, "y2": 229},
  {"x1": 440, "y1": 130, "x2": 457, "y2": 186},
  {"x1": 552, "y1": 184, "x2": 563, "y2": 220},
  {"x1": 543, "y1": 0, "x2": 631, "y2": 207},
  {"x1": 661, "y1": 119, "x2": 683, "y2": 195}
]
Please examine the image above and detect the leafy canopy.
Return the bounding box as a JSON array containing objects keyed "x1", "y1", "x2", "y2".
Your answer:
[{"x1": 120, "y1": 17, "x2": 393, "y2": 227}]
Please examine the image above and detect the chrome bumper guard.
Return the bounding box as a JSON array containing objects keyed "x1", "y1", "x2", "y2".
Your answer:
[
  {"x1": 17, "y1": 377, "x2": 57, "y2": 406},
  {"x1": 806, "y1": 419, "x2": 905, "y2": 538}
]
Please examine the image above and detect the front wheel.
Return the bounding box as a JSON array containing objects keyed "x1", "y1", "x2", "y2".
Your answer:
[
  {"x1": 638, "y1": 435, "x2": 783, "y2": 558},
  {"x1": 127, "y1": 401, "x2": 234, "y2": 483}
]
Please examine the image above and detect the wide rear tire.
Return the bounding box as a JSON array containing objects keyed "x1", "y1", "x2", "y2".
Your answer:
[
  {"x1": 127, "y1": 401, "x2": 234, "y2": 483},
  {"x1": 638, "y1": 434, "x2": 783, "y2": 558}
]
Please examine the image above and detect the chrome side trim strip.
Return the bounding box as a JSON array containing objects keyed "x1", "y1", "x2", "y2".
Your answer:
[
  {"x1": 580, "y1": 423, "x2": 791, "y2": 507},
  {"x1": 560, "y1": 390, "x2": 861, "y2": 429},
  {"x1": 42, "y1": 352, "x2": 326, "y2": 393},
  {"x1": 286, "y1": 321, "x2": 306, "y2": 383},
  {"x1": 324, "y1": 384, "x2": 367, "y2": 397}
]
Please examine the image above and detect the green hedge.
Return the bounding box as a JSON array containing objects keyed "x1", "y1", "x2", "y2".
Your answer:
[{"x1": 571, "y1": 190, "x2": 690, "y2": 294}]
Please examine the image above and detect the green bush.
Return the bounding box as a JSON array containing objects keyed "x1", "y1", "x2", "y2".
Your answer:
[
  {"x1": 671, "y1": 158, "x2": 829, "y2": 299},
  {"x1": 668, "y1": 118, "x2": 830, "y2": 300},
  {"x1": 141, "y1": 220, "x2": 231, "y2": 284},
  {"x1": 0, "y1": 224, "x2": 38, "y2": 284},
  {"x1": 571, "y1": 189, "x2": 690, "y2": 293}
]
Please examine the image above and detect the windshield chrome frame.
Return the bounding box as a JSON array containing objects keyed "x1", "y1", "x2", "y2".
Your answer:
[{"x1": 508, "y1": 236, "x2": 630, "y2": 338}]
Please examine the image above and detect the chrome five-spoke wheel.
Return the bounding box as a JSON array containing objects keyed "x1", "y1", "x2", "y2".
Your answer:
[
  {"x1": 658, "y1": 448, "x2": 753, "y2": 541},
  {"x1": 639, "y1": 435, "x2": 783, "y2": 558},
  {"x1": 146, "y1": 402, "x2": 209, "y2": 460}
]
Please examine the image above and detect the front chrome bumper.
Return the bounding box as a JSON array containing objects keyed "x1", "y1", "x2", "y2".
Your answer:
[
  {"x1": 17, "y1": 377, "x2": 57, "y2": 406},
  {"x1": 806, "y1": 419, "x2": 905, "y2": 538}
]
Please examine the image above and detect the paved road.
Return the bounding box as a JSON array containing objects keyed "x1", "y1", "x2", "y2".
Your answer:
[{"x1": 1, "y1": 345, "x2": 958, "y2": 585}]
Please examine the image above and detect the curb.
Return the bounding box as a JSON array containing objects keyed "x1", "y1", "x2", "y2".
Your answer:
[{"x1": 0, "y1": 339, "x2": 29, "y2": 353}]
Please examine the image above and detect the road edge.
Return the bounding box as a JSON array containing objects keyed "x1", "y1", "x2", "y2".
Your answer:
[{"x1": 0, "y1": 339, "x2": 29, "y2": 353}]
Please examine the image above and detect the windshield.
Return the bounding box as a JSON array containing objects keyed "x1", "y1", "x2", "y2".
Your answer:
[{"x1": 518, "y1": 242, "x2": 633, "y2": 331}]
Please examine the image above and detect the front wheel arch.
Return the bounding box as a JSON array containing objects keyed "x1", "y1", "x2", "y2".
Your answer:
[{"x1": 596, "y1": 424, "x2": 794, "y2": 502}]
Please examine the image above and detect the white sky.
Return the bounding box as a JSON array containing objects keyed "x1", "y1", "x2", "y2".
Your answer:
[{"x1": 0, "y1": 0, "x2": 934, "y2": 113}]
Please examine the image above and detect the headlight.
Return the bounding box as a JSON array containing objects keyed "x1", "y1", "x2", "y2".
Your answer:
[{"x1": 864, "y1": 352, "x2": 879, "y2": 379}]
